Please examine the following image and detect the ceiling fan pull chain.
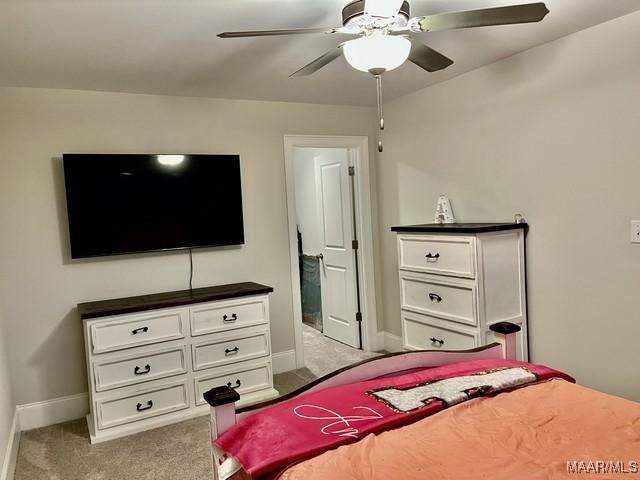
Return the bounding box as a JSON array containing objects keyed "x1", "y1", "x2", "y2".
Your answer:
[{"x1": 376, "y1": 74, "x2": 384, "y2": 153}]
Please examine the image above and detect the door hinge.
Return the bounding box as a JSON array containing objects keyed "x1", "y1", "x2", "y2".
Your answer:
[
  {"x1": 352, "y1": 239, "x2": 359, "y2": 250},
  {"x1": 356, "y1": 311, "x2": 363, "y2": 323},
  {"x1": 348, "y1": 166, "x2": 355, "y2": 177}
]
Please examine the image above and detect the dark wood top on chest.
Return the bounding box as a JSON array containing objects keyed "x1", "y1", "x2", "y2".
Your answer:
[
  {"x1": 78, "y1": 282, "x2": 273, "y2": 320},
  {"x1": 391, "y1": 223, "x2": 528, "y2": 234}
]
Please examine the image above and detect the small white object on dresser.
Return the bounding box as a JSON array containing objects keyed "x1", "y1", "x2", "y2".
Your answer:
[
  {"x1": 79, "y1": 282, "x2": 279, "y2": 443},
  {"x1": 392, "y1": 223, "x2": 529, "y2": 360}
]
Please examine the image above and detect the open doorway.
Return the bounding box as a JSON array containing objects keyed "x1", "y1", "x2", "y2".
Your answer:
[{"x1": 284, "y1": 135, "x2": 379, "y2": 378}]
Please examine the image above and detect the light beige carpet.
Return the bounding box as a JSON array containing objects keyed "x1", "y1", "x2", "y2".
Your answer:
[
  {"x1": 302, "y1": 324, "x2": 380, "y2": 378},
  {"x1": 13, "y1": 369, "x2": 314, "y2": 480},
  {"x1": 16, "y1": 415, "x2": 211, "y2": 480}
]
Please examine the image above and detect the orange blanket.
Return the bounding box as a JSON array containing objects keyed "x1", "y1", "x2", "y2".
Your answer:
[{"x1": 280, "y1": 380, "x2": 640, "y2": 479}]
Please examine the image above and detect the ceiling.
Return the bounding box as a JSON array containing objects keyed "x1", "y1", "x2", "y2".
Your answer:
[{"x1": 0, "y1": 0, "x2": 638, "y2": 106}]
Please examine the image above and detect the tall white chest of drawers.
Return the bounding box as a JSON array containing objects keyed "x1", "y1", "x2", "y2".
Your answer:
[
  {"x1": 79, "y1": 282, "x2": 279, "y2": 443},
  {"x1": 392, "y1": 223, "x2": 529, "y2": 360}
]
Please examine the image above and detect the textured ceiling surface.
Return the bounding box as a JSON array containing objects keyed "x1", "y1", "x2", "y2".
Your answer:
[{"x1": 0, "y1": 0, "x2": 638, "y2": 105}]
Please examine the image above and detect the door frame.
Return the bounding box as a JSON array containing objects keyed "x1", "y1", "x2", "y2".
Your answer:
[{"x1": 284, "y1": 135, "x2": 378, "y2": 369}]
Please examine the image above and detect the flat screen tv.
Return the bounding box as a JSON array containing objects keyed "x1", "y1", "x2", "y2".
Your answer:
[{"x1": 63, "y1": 154, "x2": 244, "y2": 259}]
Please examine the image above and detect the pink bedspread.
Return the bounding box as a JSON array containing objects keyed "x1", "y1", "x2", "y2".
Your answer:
[
  {"x1": 280, "y1": 380, "x2": 640, "y2": 480},
  {"x1": 214, "y1": 359, "x2": 573, "y2": 479}
]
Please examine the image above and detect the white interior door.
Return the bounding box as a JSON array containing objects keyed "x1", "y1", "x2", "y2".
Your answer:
[{"x1": 315, "y1": 149, "x2": 360, "y2": 348}]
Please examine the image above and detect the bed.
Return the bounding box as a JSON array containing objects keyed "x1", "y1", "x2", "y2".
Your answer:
[{"x1": 203, "y1": 323, "x2": 640, "y2": 479}]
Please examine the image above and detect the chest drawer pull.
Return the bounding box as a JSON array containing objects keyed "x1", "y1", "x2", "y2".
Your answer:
[
  {"x1": 136, "y1": 400, "x2": 153, "y2": 412},
  {"x1": 224, "y1": 346, "x2": 239, "y2": 355},
  {"x1": 133, "y1": 364, "x2": 151, "y2": 375},
  {"x1": 430, "y1": 337, "x2": 445, "y2": 346},
  {"x1": 223, "y1": 314, "x2": 238, "y2": 323},
  {"x1": 428, "y1": 293, "x2": 443, "y2": 303},
  {"x1": 425, "y1": 252, "x2": 440, "y2": 261},
  {"x1": 227, "y1": 379, "x2": 242, "y2": 389},
  {"x1": 131, "y1": 326, "x2": 149, "y2": 335}
]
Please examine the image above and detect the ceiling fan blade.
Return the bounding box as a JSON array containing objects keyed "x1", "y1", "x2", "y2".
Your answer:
[
  {"x1": 407, "y1": 39, "x2": 454, "y2": 72},
  {"x1": 290, "y1": 46, "x2": 344, "y2": 77},
  {"x1": 218, "y1": 27, "x2": 341, "y2": 38},
  {"x1": 365, "y1": 0, "x2": 405, "y2": 18},
  {"x1": 417, "y1": 3, "x2": 549, "y2": 32}
]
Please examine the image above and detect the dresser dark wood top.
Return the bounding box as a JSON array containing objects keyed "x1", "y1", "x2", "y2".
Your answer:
[
  {"x1": 391, "y1": 222, "x2": 528, "y2": 234},
  {"x1": 78, "y1": 282, "x2": 274, "y2": 320}
]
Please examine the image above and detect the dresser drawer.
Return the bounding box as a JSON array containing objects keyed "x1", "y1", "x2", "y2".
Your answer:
[
  {"x1": 402, "y1": 313, "x2": 479, "y2": 351},
  {"x1": 194, "y1": 361, "x2": 272, "y2": 406},
  {"x1": 398, "y1": 235, "x2": 475, "y2": 278},
  {"x1": 96, "y1": 381, "x2": 189, "y2": 430},
  {"x1": 192, "y1": 330, "x2": 269, "y2": 371},
  {"x1": 400, "y1": 275, "x2": 477, "y2": 326},
  {"x1": 190, "y1": 298, "x2": 267, "y2": 336},
  {"x1": 93, "y1": 346, "x2": 187, "y2": 392},
  {"x1": 90, "y1": 310, "x2": 186, "y2": 354}
]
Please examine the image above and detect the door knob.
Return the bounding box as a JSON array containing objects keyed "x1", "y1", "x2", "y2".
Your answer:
[{"x1": 315, "y1": 253, "x2": 324, "y2": 261}]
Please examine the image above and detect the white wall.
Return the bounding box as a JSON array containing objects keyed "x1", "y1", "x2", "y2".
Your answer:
[
  {"x1": 0, "y1": 306, "x2": 16, "y2": 477},
  {"x1": 0, "y1": 87, "x2": 375, "y2": 405},
  {"x1": 377, "y1": 12, "x2": 640, "y2": 400}
]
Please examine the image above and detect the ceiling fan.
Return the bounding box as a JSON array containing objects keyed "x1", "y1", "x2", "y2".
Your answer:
[{"x1": 219, "y1": 0, "x2": 550, "y2": 151}]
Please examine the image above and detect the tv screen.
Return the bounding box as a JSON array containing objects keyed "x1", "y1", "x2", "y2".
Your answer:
[{"x1": 63, "y1": 154, "x2": 244, "y2": 259}]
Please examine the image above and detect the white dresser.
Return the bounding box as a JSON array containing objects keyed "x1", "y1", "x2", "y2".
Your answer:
[
  {"x1": 79, "y1": 282, "x2": 279, "y2": 443},
  {"x1": 392, "y1": 223, "x2": 529, "y2": 360}
]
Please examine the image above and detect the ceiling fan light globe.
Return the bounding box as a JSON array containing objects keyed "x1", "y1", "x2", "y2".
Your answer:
[{"x1": 344, "y1": 35, "x2": 411, "y2": 73}]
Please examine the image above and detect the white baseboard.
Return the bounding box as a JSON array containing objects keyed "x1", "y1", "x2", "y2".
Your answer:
[
  {"x1": 380, "y1": 331, "x2": 403, "y2": 353},
  {"x1": 17, "y1": 393, "x2": 88, "y2": 432},
  {"x1": 272, "y1": 349, "x2": 297, "y2": 374},
  {"x1": 1, "y1": 408, "x2": 20, "y2": 480}
]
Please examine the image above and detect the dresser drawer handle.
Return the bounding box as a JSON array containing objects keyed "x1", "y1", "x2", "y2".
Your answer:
[
  {"x1": 430, "y1": 337, "x2": 445, "y2": 346},
  {"x1": 428, "y1": 293, "x2": 442, "y2": 303},
  {"x1": 136, "y1": 400, "x2": 153, "y2": 412},
  {"x1": 425, "y1": 252, "x2": 440, "y2": 261},
  {"x1": 223, "y1": 314, "x2": 238, "y2": 323},
  {"x1": 131, "y1": 327, "x2": 149, "y2": 335},
  {"x1": 134, "y1": 364, "x2": 151, "y2": 375},
  {"x1": 224, "y1": 346, "x2": 239, "y2": 355},
  {"x1": 227, "y1": 379, "x2": 241, "y2": 389}
]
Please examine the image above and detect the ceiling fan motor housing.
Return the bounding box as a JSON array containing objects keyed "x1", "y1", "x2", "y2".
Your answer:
[{"x1": 342, "y1": 0, "x2": 411, "y2": 26}]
